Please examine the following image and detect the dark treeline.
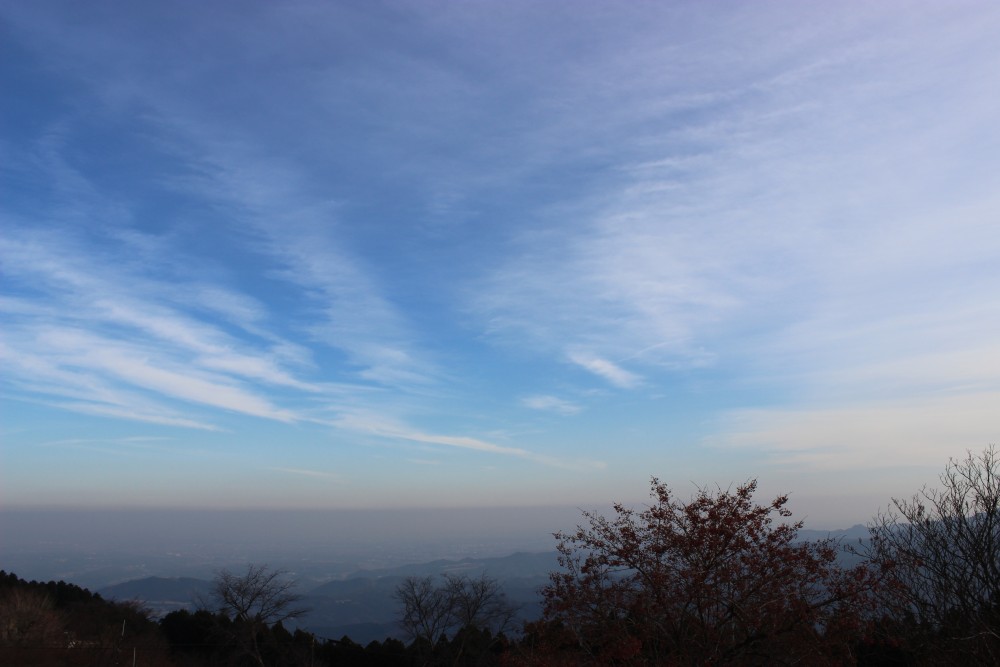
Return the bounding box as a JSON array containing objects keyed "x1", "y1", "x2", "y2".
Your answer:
[
  {"x1": 0, "y1": 570, "x2": 171, "y2": 666},
  {"x1": 0, "y1": 570, "x2": 508, "y2": 666},
  {"x1": 2, "y1": 447, "x2": 997, "y2": 666}
]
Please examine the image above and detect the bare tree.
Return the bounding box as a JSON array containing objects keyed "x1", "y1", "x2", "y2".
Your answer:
[
  {"x1": 394, "y1": 573, "x2": 518, "y2": 659},
  {"x1": 860, "y1": 446, "x2": 1000, "y2": 664},
  {"x1": 446, "y1": 574, "x2": 516, "y2": 634},
  {"x1": 211, "y1": 563, "x2": 306, "y2": 667},
  {"x1": 395, "y1": 575, "x2": 457, "y2": 645},
  {"x1": 0, "y1": 588, "x2": 62, "y2": 646}
]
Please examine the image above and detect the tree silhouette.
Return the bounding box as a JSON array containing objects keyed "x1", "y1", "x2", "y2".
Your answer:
[
  {"x1": 395, "y1": 573, "x2": 517, "y2": 665},
  {"x1": 859, "y1": 445, "x2": 1000, "y2": 665},
  {"x1": 211, "y1": 563, "x2": 306, "y2": 667},
  {"x1": 535, "y1": 478, "x2": 876, "y2": 665}
]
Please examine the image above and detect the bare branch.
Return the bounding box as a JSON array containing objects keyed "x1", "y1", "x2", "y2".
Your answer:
[{"x1": 858, "y1": 445, "x2": 1000, "y2": 665}]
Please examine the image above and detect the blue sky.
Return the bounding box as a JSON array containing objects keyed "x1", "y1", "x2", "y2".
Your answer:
[{"x1": 2, "y1": 1, "x2": 998, "y2": 528}]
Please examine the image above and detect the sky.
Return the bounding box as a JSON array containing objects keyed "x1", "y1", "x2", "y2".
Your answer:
[{"x1": 1, "y1": 1, "x2": 998, "y2": 529}]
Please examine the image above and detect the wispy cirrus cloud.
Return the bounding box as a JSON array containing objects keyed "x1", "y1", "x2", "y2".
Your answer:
[
  {"x1": 0, "y1": 337, "x2": 220, "y2": 431},
  {"x1": 521, "y1": 395, "x2": 581, "y2": 416},
  {"x1": 36, "y1": 436, "x2": 180, "y2": 456},
  {"x1": 332, "y1": 411, "x2": 605, "y2": 471},
  {"x1": 3, "y1": 1, "x2": 440, "y2": 394},
  {"x1": 467, "y1": 0, "x2": 1000, "y2": 412},
  {"x1": 19, "y1": 326, "x2": 296, "y2": 422},
  {"x1": 49, "y1": 402, "x2": 220, "y2": 431},
  {"x1": 567, "y1": 352, "x2": 641, "y2": 390},
  {"x1": 161, "y1": 134, "x2": 439, "y2": 390},
  {"x1": 2, "y1": 0, "x2": 999, "y2": 513},
  {"x1": 712, "y1": 391, "x2": 1000, "y2": 471},
  {"x1": 0, "y1": 225, "x2": 316, "y2": 427}
]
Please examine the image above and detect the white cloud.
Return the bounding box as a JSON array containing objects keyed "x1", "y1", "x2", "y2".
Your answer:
[
  {"x1": 567, "y1": 351, "x2": 641, "y2": 389},
  {"x1": 464, "y1": 1, "x2": 1000, "y2": 428},
  {"x1": 50, "y1": 401, "x2": 221, "y2": 431},
  {"x1": 333, "y1": 411, "x2": 606, "y2": 471},
  {"x1": 0, "y1": 338, "x2": 219, "y2": 430},
  {"x1": 37, "y1": 436, "x2": 179, "y2": 455},
  {"x1": 713, "y1": 391, "x2": 1000, "y2": 471},
  {"x1": 0, "y1": 233, "x2": 320, "y2": 426},
  {"x1": 96, "y1": 350, "x2": 297, "y2": 422},
  {"x1": 36, "y1": 328, "x2": 298, "y2": 422},
  {"x1": 3, "y1": 0, "x2": 999, "y2": 509},
  {"x1": 0, "y1": 3, "x2": 439, "y2": 392},
  {"x1": 521, "y1": 394, "x2": 581, "y2": 415},
  {"x1": 139, "y1": 114, "x2": 437, "y2": 390}
]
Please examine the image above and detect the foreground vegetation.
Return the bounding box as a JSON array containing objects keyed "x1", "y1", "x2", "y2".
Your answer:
[{"x1": 2, "y1": 447, "x2": 996, "y2": 666}]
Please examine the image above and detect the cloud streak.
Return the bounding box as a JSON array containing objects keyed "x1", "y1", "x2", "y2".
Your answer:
[
  {"x1": 521, "y1": 395, "x2": 581, "y2": 416},
  {"x1": 466, "y1": 0, "x2": 1000, "y2": 410},
  {"x1": 333, "y1": 412, "x2": 605, "y2": 471},
  {"x1": 567, "y1": 352, "x2": 641, "y2": 389},
  {"x1": 2, "y1": 1, "x2": 998, "y2": 512},
  {"x1": 713, "y1": 391, "x2": 1000, "y2": 471},
  {"x1": 0, "y1": 226, "x2": 317, "y2": 427}
]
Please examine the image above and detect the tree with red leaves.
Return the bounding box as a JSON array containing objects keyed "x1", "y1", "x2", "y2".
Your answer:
[{"x1": 530, "y1": 478, "x2": 876, "y2": 666}]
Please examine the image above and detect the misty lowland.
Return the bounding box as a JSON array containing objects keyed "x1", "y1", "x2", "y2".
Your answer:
[{"x1": 2, "y1": 448, "x2": 998, "y2": 666}]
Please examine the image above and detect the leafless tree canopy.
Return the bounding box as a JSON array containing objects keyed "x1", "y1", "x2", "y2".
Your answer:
[
  {"x1": 211, "y1": 563, "x2": 307, "y2": 667},
  {"x1": 211, "y1": 563, "x2": 306, "y2": 626},
  {"x1": 0, "y1": 589, "x2": 62, "y2": 646},
  {"x1": 394, "y1": 573, "x2": 517, "y2": 644},
  {"x1": 861, "y1": 446, "x2": 1000, "y2": 664}
]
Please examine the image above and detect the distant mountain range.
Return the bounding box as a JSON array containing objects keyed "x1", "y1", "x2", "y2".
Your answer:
[
  {"x1": 97, "y1": 531, "x2": 871, "y2": 645},
  {"x1": 99, "y1": 551, "x2": 560, "y2": 644},
  {"x1": 98, "y1": 576, "x2": 214, "y2": 615},
  {"x1": 797, "y1": 524, "x2": 869, "y2": 542}
]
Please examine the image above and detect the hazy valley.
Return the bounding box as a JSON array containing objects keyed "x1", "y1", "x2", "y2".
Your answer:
[{"x1": 0, "y1": 506, "x2": 870, "y2": 644}]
